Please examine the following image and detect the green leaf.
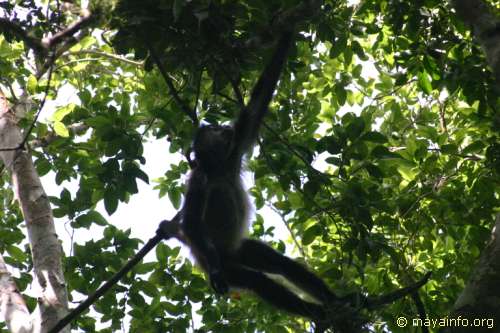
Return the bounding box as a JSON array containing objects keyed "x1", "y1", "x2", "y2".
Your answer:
[
  {"x1": 6, "y1": 245, "x2": 27, "y2": 261},
  {"x1": 361, "y1": 131, "x2": 387, "y2": 143},
  {"x1": 398, "y1": 164, "x2": 418, "y2": 181},
  {"x1": 87, "y1": 210, "x2": 108, "y2": 226},
  {"x1": 35, "y1": 158, "x2": 52, "y2": 176},
  {"x1": 54, "y1": 121, "x2": 70, "y2": 137},
  {"x1": 104, "y1": 190, "x2": 119, "y2": 215},
  {"x1": 321, "y1": 136, "x2": 343, "y2": 154},
  {"x1": 302, "y1": 225, "x2": 321, "y2": 245},
  {"x1": 27, "y1": 75, "x2": 37, "y2": 94},
  {"x1": 365, "y1": 163, "x2": 384, "y2": 178},
  {"x1": 85, "y1": 115, "x2": 112, "y2": 128},
  {"x1": 417, "y1": 71, "x2": 432, "y2": 94},
  {"x1": 440, "y1": 144, "x2": 458, "y2": 154},
  {"x1": 173, "y1": 0, "x2": 186, "y2": 21},
  {"x1": 462, "y1": 141, "x2": 485, "y2": 155},
  {"x1": 288, "y1": 192, "x2": 302, "y2": 209},
  {"x1": 52, "y1": 104, "x2": 75, "y2": 122},
  {"x1": 156, "y1": 242, "x2": 170, "y2": 261},
  {"x1": 330, "y1": 36, "x2": 347, "y2": 58},
  {"x1": 346, "y1": 117, "x2": 365, "y2": 140},
  {"x1": 371, "y1": 146, "x2": 399, "y2": 159},
  {"x1": 74, "y1": 214, "x2": 92, "y2": 228},
  {"x1": 168, "y1": 187, "x2": 181, "y2": 209},
  {"x1": 134, "y1": 168, "x2": 149, "y2": 184},
  {"x1": 79, "y1": 36, "x2": 96, "y2": 49},
  {"x1": 351, "y1": 40, "x2": 367, "y2": 60},
  {"x1": 326, "y1": 156, "x2": 342, "y2": 165},
  {"x1": 334, "y1": 84, "x2": 347, "y2": 105}
]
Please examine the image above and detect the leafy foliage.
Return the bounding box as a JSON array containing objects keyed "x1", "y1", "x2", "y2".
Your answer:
[{"x1": 0, "y1": 0, "x2": 498, "y2": 332}]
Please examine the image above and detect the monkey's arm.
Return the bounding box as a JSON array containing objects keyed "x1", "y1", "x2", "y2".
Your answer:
[
  {"x1": 182, "y1": 171, "x2": 228, "y2": 294},
  {"x1": 232, "y1": 30, "x2": 294, "y2": 155}
]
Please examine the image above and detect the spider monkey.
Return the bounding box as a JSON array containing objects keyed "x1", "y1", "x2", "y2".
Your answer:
[
  {"x1": 176, "y1": 26, "x2": 431, "y2": 333},
  {"x1": 179, "y1": 30, "x2": 338, "y2": 325}
]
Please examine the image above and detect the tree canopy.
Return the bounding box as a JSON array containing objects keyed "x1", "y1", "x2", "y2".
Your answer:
[{"x1": 0, "y1": 0, "x2": 499, "y2": 332}]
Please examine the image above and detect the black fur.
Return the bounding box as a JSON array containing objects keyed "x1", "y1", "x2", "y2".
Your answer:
[{"x1": 179, "y1": 30, "x2": 339, "y2": 324}]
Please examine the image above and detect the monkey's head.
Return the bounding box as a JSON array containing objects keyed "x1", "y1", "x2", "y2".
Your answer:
[{"x1": 193, "y1": 124, "x2": 235, "y2": 170}]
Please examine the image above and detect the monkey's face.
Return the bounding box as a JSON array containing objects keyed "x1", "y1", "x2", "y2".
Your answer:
[{"x1": 193, "y1": 125, "x2": 234, "y2": 164}]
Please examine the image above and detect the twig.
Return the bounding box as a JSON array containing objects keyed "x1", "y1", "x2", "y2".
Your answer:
[{"x1": 146, "y1": 41, "x2": 198, "y2": 125}]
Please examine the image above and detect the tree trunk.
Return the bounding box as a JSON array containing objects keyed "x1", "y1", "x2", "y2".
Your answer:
[
  {"x1": 451, "y1": 0, "x2": 500, "y2": 83},
  {"x1": 441, "y1": 214, "x2": 500, "y2": 333},
  {"x1": 0, "y1": 91, "x2": 69, "y2": 333}
]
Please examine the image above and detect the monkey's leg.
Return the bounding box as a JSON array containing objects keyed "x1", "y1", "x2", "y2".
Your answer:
[
  {"x1": 224, "y1": 263, "x2": 326, "y2": 322},
  {"x1": 237, "y1": 239, "x2": 338, "y2": 304}
]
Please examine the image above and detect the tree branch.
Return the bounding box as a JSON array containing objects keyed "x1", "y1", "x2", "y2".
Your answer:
[
  {"x1": 48, "y1": 214, "x2": 183, "y2": 333},
  {"x1": 44, "y1": 10, "x2": 94, "y2": 48},
  {"x1": 411, "y1": 292, "x2": 429, "y2": 333},
  {"x1": 0, "y1": 18, "x2": 46, "y2": 53}
]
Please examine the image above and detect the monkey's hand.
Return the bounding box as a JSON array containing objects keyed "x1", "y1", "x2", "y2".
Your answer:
[{"x1": 209, "y1": 270, "x2": 229, "y2": 294}]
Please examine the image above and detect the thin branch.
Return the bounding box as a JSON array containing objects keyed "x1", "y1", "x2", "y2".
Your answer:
[
  {"x1": 48, "y1": 214, "x2": 182, "y2": 333},
  {"x1": 69, "y1": 50, "x2": 144, "y2": 66},
  {"x1": 0, "y1": 55, "x2": 55, "y2": 152},
  {"x1": 52, "y1": 57, "x2": 106, "y2": 71},
  {"x1": 372, "y1": 79, "x2": 417, "y2": 101},
  {"x1": 262, "y1": 122, "x2": 340, "y2": 181},
  {"x1": 439, "y1": 100, "x2": 448, "y2": 133},
  {"x1": 268, "y1": 204, "x2": 308, "y2": 260},
  {"x1": 146, "y1": 42, "x2": 198, "y2": 125},
  {"x1": 21, "y1": 53, "x2": 55, "y2": 147},
  {"x1": 45, "y1": 10, "x2": 94, "y2": 48},
  {"x1": 192, "y1": 69, "x2": 203, "y2": 116},
  {"x1": 0, "y1": 80, "x2": 18, "y2": 101},
  {"x1": 37, "y1": 33, "x2": 85, "y2": 78},
  {"x1": 216, "y1": 61, "x2": 244, "y2": 108},
  {"x1": 216, "y1": 92, "x2": 239, "y2": 104}
]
